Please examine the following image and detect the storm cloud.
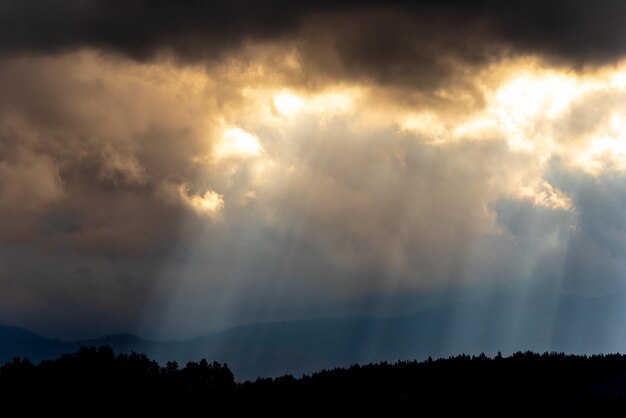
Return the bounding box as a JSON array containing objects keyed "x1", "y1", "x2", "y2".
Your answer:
[
  {"x1": 3, "y1": 1, "x2": 626, "y2": 85},
  {"x1": 2, "y1": 2, "x2": 626, "y2": 338}
]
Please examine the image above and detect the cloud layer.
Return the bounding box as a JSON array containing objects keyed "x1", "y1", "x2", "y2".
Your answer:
[{"x1": 2, "y1": 2, "x2": 626, "y2": 338}]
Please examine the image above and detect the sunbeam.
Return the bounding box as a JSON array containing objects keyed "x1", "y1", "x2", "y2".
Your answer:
[{"x1": 5, "y1": 2, "x2": 626, "y2": 396}]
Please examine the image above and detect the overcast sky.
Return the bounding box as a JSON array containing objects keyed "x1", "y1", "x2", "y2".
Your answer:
[{"x1": 3, "y1": 1, "x2": 626, "y2": 338}]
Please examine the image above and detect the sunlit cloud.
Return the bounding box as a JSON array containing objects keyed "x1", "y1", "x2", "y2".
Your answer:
[
  {"x1": 478, "y1": 62, "x2": 626, "y2": 172},
  {"x1": 392, "y1": 60, "x2": 626, "y2": 215},
  {"x1": 307, "y1": 91, "x2": 355, "y2": 115},
  {"x1": 518, "y1": 181, "x2": 573, "y2": 211},
  {"x1": 272, "y1": 88, "x2": 359, "y2": 118},
  {"x1": 156, "y1": 180, "x2": 223, "y2": 216},
  {"x1": 214, "y1": 127, "x2": 262, "y2": 160},
  {"x1": 180, "y1": 185, "x2": 224, "y2": 215},
  {"x1": 273, "y1": 93, "x2": 305, "y2": 117},
  {"x1": 4, "y1": 12, "x2": 626, "y2": 338},
  {"x1": 398, "y1": 112, "x2": 447, "y2": 143},
  {"x1": 570, "y1": 115, "x2": 626, "y2": 174}
]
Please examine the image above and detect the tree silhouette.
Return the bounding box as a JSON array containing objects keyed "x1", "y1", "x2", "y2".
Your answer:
[{"x1": 3, "y1": 347, "x2": 626, "y2": 412}]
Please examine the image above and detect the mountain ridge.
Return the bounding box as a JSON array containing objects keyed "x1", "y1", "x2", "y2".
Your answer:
[{"x1": 3, "y1": 292, "x2": 626, "y2": 380}]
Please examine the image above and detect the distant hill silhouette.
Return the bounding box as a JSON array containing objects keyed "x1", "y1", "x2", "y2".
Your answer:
[{"x1": 4, "y1": 292, "x2": 626, "y2": 380}]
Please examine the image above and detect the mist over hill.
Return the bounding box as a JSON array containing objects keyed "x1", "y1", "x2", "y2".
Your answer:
[{"x1": 3, "y1": 292, "x2": 626, "y2": 380}]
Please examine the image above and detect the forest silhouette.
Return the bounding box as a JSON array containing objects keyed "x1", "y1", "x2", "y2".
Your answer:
[{"x1": 4, "y1": 347, "x2": 626, "y2": 412}]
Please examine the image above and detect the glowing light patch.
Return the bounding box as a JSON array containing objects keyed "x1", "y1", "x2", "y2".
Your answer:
[
  {"x1": 494, "y1": 73, "x2": 581, "y2": 120},
  {"x1": 188, "y1": 189, "x2": 224, "y2": 214},
  {"x1": 610, "y1": 70, "x2": 626, "y2": 89},
  {"x1": 574, "y1": 136, "x2": 626, "y2": 174},
  {"x1": 565, "y1": 112, "x2": 626, "y2": 174},
  {"x1": 215, "y1": 128, "x2": 261, "y2": 159},
  {"x1": 310, "y1": 92, "x2": 354, "y2": 114},
  {"x1": 399, "y1": 112, "x2": 446, "y2": 142},
  {"x1": 157, "y1": 181, "x2": 224, "y2": 215},
  {"x1": 273, "y1": 93, "x2": 305, "y2": 117},
  {"x1": 272, "y1": 89, "x2": 357, "y2": 119},
  {"x1": 179, "y1": 185, "x2": 224, "y2": 215},
  {"x1": 453, "y1": 116, "x2": 500, "y2": 140},
  {"x1": 519, "y1": 181, "x2": 572, "y2": 211},
  {"x1": 488, "y1": 72, "x2": 584, "y2": 152}
]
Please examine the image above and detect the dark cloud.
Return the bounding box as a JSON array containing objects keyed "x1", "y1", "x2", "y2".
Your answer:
[
  {"x1": 1, "y1": 1, "x2": 626, "y2": 88},
  {"x1": 0, "y1": 0, "x2": 341, "y2": 59},
  {"x1": 488, "y1": 1, "x2": 626, "y2": 65}
]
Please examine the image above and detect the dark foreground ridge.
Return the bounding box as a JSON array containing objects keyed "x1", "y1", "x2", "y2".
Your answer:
[{"x1": 3, "y1": 347, "x2": 626, "y2": 412}]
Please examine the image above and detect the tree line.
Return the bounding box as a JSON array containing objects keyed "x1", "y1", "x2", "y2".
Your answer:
[{"x1": 3, "y1": 347, "x2": 626, "y2": 412}]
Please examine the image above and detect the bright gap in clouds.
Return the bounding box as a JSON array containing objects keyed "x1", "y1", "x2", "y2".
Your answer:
[
  {"x1": 397, "y1": 61, "x2": 626, "y2": 212},
  {"x1": 214, "y1": 127, "x2": 262, "y2": 159},
  {"x1": 270, "y1": 89, "x2": 358, "y2": 120},
  {"x1": 187, "y1": 189, "x2": 224, "y2": 214},
  {"x1": 273, "y1": 93, "x2": 305, "y2": 117},
  {"x1": 484, "y1": 65, "x2": 626, "y2": 167}
]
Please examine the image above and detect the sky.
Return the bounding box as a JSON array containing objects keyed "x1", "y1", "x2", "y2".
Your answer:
[{"x1": 3, "y1": 1, "x2": 626, "y2": 339}]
